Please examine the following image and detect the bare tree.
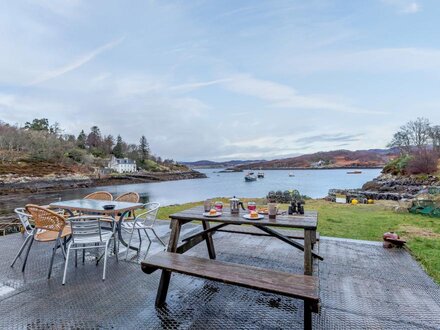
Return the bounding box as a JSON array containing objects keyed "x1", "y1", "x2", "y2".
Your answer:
[{"x1": 388, "y1": 117, "x2": 431, "y2": 154}]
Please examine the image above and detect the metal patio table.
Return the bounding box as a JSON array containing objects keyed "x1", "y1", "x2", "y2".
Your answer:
[{"x1": 49, "y1": 199, "x2": 144, "y2": 252}]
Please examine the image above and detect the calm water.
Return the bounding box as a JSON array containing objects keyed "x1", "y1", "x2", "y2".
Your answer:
[{"x1": 0, "y1": 168, "x2": 380, "y2": 214}]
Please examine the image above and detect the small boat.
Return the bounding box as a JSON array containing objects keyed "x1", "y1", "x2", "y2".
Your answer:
[
  {"x1": 347, "y1": 171, "x2": 362, "y2": 174},
  {"x1": 257, "y1": 172, "x2": 264, "y2": 178},
  {"x1": 288, "y1": 172, "x2": 295, "y2": 177},
  {"x1": 244, "y1": 172, "x2": 257, "y2": 182}
]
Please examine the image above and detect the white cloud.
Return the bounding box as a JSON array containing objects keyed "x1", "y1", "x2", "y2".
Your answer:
[
  {"x1": 28, "y1": 37, "x2": 125, "y2": 86},
  {"x1": 381, "y1": 0, "x2": 421, "y2": 14},
  {"x1": 221, "y1": 74, "x2": 387, "y2": 115},
  {"x1": 284, "y1": 48, "x2": 440, "y2": 73}
]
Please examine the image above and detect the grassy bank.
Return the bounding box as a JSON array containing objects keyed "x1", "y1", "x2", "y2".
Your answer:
[{"x1": 159, "y1": 199, "x2": 440, "y2": 284}]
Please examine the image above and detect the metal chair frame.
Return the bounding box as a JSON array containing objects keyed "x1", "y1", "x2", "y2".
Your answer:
[
  {"x1": 121, "y1": 202, "x2": 164, "y2": 260},
  {"x1": 62, "y1": 215, "x2": 118, "y2": 284},
  {"x1": 11, "y1": 205, "x2": 69, "y2": 279},
  {"x1": 10, "y1": 208, "x2": 34, "y2": 268}
]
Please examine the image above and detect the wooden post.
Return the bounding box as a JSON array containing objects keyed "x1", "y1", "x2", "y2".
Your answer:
[
  {"x1": 304, "y1": 229, "x2": 313, "y2": 276},
  {"x1": 304, "y1": 301, "x2": 312, "y2": 330},
  {"x1": 155, "y1": 219, "x2": 182, "y2": 306},
  {"x1": 202, "y1": 221, "x2": 216, "y2": 259}
]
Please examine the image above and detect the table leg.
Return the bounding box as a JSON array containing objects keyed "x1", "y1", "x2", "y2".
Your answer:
[
  {"x1": 156, "y1": 219, "x2": 182, "y2": 307},
  {"x1": 304, "y1": 229, "x2": 313, "y2": 275},
  {"x1": 117, "y1": 210, "x2": 139, "y2": 252},
  {"x1": 202, "y1": 221, "x2": 216, "y2": 259}
]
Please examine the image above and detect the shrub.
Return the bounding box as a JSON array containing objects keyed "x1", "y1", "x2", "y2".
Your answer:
[
  {"x1": 406, "y1": 151, "x2": 438, "y2": 175},
  {"x1": 383, "y1": 155, "x2": 413, "y2": 175}
]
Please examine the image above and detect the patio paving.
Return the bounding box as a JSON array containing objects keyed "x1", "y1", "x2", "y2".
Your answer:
[{"x1": 0, "y1": 221, "x2": 439, "y2": 329}]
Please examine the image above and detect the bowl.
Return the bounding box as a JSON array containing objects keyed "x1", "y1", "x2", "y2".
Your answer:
[{"x1": 103, "y1": 204, "x2": 116, "y2": 210}]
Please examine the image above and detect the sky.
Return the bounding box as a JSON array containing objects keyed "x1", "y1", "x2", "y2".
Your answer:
[{"x1": 1, "y1": 0, "x2": 440, "y2": 161}]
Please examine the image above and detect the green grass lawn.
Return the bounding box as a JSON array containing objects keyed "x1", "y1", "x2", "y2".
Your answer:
[{"x1": 159, "y1": 199, "x2": 440, "y2": 284}]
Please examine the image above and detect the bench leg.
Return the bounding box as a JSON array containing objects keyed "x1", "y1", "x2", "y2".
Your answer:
[
  {"x1": 304, "y1": 230, "x2": 313, "y2": 275},
  {"x1": 304, "y1": 301, "x2": 312, "y2": 330},
  {"x1": 155, "y1": 219, "x2": 182, "y2": 307},
  {"x1": 202, "y1": 221, "x2": 216, "y2": 259}
]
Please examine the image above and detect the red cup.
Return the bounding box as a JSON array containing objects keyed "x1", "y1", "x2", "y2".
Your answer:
[
  {"x1": 247, "y1": 202, "x2": 256, "y2": 212},
  {"x1": 214, "y1": 201, "x2": 223, "y2": 212}
]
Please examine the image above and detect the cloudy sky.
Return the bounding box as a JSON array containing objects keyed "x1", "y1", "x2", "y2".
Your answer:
[{"x1": 1, "y1": 0, "x2": 440, "y2": 161}]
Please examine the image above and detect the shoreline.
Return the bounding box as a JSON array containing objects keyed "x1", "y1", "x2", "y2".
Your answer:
[
  {"x1": 0, "y1": 170, "x2": 207, "y2": 196},
  {"x1": 216, "y1": 166, "x2": 384, "y2": 171}
]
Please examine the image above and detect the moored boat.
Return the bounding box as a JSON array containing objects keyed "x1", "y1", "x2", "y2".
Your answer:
[
  {"x1": 244, "y1": 172, "x2": 257, "y2": 182},
  {"x1": 257, "y1": 172, "x2": 264, "y2": 178},
  {"x1": 347, "y1": 171, "x2": 362, "y2": 174},
  {"x1": 288, "y1": 172, "x2": 295, "y2": 177}
]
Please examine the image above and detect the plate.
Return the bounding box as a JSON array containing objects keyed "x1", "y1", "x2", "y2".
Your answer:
[
  {"x1": 243, "y1": 214, "x2": 264, "y2": 220},
  {"x1": 203, "y1": 212, "x2": 222, "y2": 217}
]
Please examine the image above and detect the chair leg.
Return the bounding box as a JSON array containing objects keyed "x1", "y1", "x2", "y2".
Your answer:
[
  {"x1": 82, "y1": 245, "x2": 85, "y2": 264},
  {"x1": 103, "y1": 242, "x2": 110, "y2": 281},
  {"x1": 62, "y1": 244, "x2": 72, "y2": 285},
  {"x1": 75, "y1": 250, "x2": 78, "y2": 268},
  {"x1": 150, "y1": 228, "x2": 166, "y2": 246},
  {"x1": 113, "y1": 235, "x2": 119, "y2": 263},
  {"x1": 11, "y1": 235, "x2": 31, "y2": 267},
  {"x1": 125, "y1": 229, "x2": 135, "y2": 261},
  {"x1": 21, "y1": 235, "x2": 35, "y2": 273},
  {"x1": 137, "y1": 230, "x2": 142, "y2": 253},
  {"x1": 48, "y1": 238, "x2": 60, "y2": 279},
  {"x1": 143, "y1": 230, "x2": 153, "y2": 260}
]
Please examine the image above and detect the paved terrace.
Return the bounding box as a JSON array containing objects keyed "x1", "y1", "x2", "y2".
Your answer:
[{"x1": 0, "y1": 221, "x2": 439, "y2": 329}]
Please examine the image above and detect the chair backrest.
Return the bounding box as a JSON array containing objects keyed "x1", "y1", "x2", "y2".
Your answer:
[
  {"x1": 115, "y1": 192, "x2": 140, "y2": 203},
  {"x1": 14, "y1": 208, "x2": 33, "y2": 235},
  {"x1": 134, "y1": 202, "x2": 160, "y2": 226},
  {"x1": 67, "y1": 216, "x2": 115, "y2": 244},
  {"x1": 25, "y1": 205, "x2": 66, "y2": 232},
  {"x1": 83, "y1": 191, "x2": 113, "y2": 201}
]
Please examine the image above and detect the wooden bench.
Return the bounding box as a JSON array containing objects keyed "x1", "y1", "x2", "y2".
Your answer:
[{"x1": 142, "y1": 251, "x2": 320, "y2": 330}]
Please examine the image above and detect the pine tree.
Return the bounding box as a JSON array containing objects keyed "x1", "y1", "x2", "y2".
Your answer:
[
  {"x1": 139, "y1": 135, "x2": 150, "y2": 163},
  {"x1": 112, "y1": 135, "x2": 124, "y2": 158},
  {"x1": 77, "y1": 130, "x2": 87, "y2": 149}
]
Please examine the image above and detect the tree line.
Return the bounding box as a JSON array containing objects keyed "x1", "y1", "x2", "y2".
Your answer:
[
  {"x1": 0, "y1": 118, "x2": 176, "y2": 170},
  {"x1": 386, "y1": 117, "x2": 439, "y2": 175}
]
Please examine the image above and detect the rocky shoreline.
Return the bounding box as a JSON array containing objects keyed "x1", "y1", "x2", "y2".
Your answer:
[
  {"x1": 328, "y1": 173, "x2": 440, "y2": 201},
  {"x1": 0, "y1": 170, "x2": 207, "y2": 195}
]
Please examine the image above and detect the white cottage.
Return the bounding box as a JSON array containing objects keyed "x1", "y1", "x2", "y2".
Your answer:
[{"x1": 108, "y1": 156, "x2": 137, "y2": 173}]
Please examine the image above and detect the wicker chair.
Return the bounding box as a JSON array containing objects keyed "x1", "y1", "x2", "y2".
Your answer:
[
  {"x1": 115, "y1": 192, "x2": 140, "y2": 203},
  {"x1": 83, "y1": 191, "x2": 113, "y2": 201},
  {"x1": 12, "y1": 205, "x2": 71, "y2": 279},
  {"x1": 115, "y1": 192, "x2": 140, "y2": 219}
]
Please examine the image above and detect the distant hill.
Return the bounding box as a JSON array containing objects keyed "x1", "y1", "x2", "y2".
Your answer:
[
  {"x1": 232, "y1": 148, "x2": 399, "y2": 170},
  {"x1": 180, "y1": 159, "x2": 266, "y2": 169}
]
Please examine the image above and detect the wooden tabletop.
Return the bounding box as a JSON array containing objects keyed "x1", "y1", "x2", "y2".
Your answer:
[
  {"x1": 170, "y1": 206, "x2": 318, "y2": 230},
  {"x1": 49, "y1": 199, "x2": 144, "y2": 214}
]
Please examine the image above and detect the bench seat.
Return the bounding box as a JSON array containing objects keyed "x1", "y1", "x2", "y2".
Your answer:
[{"x1": 142, "y1": 251, "x2": 320, "y2": 329}]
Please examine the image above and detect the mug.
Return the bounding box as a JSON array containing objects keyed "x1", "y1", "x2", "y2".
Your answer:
[
  {"x1": 204, "y1": 199, "x2": 212, "y2": 212},
  {"x1": 268, "y1": 203, "x2": 278, "y2": 219}
]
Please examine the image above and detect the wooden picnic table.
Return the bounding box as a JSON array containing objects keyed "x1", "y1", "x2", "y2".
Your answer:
[
  {"x1": 49, "y1": 199, "x2": 144, "y2": 252},
  {"x1": 153, "y1": 206, "x2": 322, "y2": 302},
  {"x1": 142, "y1": 205, "x2": 322, "y2": 329}
]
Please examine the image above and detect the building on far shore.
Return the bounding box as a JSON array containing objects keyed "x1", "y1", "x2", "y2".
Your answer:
[{"x1": 108, "y1": 156, "x2": 137, "y2": 173}]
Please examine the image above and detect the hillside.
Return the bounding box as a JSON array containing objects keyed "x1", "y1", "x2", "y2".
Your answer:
[
  {"x1": 180, "y1": 159, "x2": 266, "y2": 169},
  {"x1": 233, "y1": 149, "x2": 398, "y2": 170}
]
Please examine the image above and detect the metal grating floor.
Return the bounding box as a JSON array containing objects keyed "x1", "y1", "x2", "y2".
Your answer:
[{"x1": 0, "y1": 221, "x2": 439, "y2": 329}]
